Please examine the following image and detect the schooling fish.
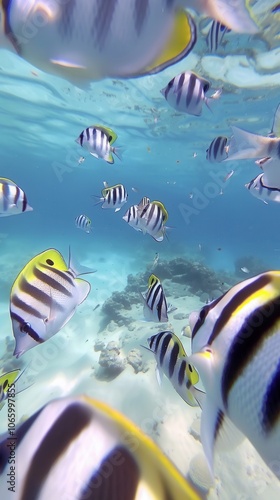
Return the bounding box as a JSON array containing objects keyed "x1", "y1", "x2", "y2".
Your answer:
[
  {"x1": 189, "y1": 271, "x2": 280, "y2": 479},
  {"x1": 160, "y1": 71, "x2": 221, "y2": 116},
  {"x1": 0, "y1": 178, "x2": 33, "y2": 217},
  {"x1": 0, "y1": 1, "x2": 258, "y2": 84},
  {"x1": 10, "y1": 249, "x2": 94, "y2": 358},
  {"x1": 147, "y1": 331, "x2": 204, "y2": 407},
  {"x1": 0, "y1": 395, "x2": 200, "y2": 500},
  {"x1": 138, "y1": 200, "x2": 169, "y2": 242},
  {"x1": 206, "y1": 136, "x2": 229, "y2": 163},
  {"x1": 75, "y1": 214, "x2": 92, "y2": 233},
  {"x1": 206, "y1": 20, "x2": 230, "y2": 53},
  {"x1": 141, "y1": 274, "x2": 168, "y2": 323},
  {"x1": 75, "y1": 125, "x2": 120, "y2": 164},
  {"x1": 99, "y1": 183, "x2": 128, "y2": 212},
  {"x1": 122, "y1": 197, "x2": 151, "y2": 233}
]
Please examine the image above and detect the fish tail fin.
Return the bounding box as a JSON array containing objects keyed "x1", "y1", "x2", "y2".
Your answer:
[
  {"x1": 92, "y1": 195, "x2": 103, "y2": 207},
  {"x1": 186, "y1": 0, "x2": 258, "y2": 33},
  {"x1": 68, "y1": 247, "x2": 97, "y2": 276},
  {"x1": 112, "y1": 146, "x2": 123, "y2": 161},
  {"x1": 227, "y1": 127, "x2": 271, "y2": 160}
]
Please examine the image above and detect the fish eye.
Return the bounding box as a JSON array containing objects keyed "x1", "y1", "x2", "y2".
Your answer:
[
  {"x1": 108, "y1": 135, "x2": 112, "y2": 142},
  {"x1": 188, "y1": 364, "x2": 193, "y2": 372},
  {"x1": 20, "y1": 321, "x2": 31, "y2": 333},
  {"x1": 46, "y1": 259, "x2": 54, "y2": 266},
  {"x1": 204, "y1": 83, "x2": 210, "y2": 92},
  {"x1": 3, "y1": 379, "x2": 8, "y2": 390}
]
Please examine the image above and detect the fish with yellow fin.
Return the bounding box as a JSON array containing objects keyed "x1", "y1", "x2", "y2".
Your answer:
[
  {"x1": 10, "y1": 249, "x2": 95, "y2": 358},
  {"x1": 188, "y1": 270, "x2": 280, "y2": 480},
  {"x1": 75, "y1": 125, "x2": 121, "y2": 164},
  {"x1": 0, "y1": 1, "x2": 257, "y2": 84},
  {"x1": 0, "y1": 369, "x2": 25, "y2": 409},
  {"x1": 146, "y1": 331, "x2": 204, "y2": 407},
  {"x1": 0, "y1": 395, "x2": 200, "y2": 500}
]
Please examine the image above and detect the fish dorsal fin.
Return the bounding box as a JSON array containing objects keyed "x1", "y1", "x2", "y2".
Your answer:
[
  {"x1": 68, "y1": 248, "x2": 96, "y2": 276},
  {"x1": 271, "y1": 103, "x2": 280, "y2": 137},
  {"x1": 152, "y1": 201, "x2": 169, "y2": 222},
  {"x1": 91, "y1": 125, "x2": 118, "y2": 144},
  {"x1": 138, "y1": 11, "x2": 196, "y2": 76}
]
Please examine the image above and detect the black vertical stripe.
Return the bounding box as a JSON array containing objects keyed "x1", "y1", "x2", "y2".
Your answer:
[
  {"x1": 93, "y1": 0, "x2": 117, "y2": 49},
  {"x1": 134, "y1": 0, "x2": 148, "y2": 36},
  {"x1": 1, "y1": 0, "x2": 21, "y2": 53},
  {"x1": 221, "y1": 296, "x2": 280, "y2": 407},
  {"x1": 59, "y1": 0, "x2": 76, "y2": 37},
  {"x1": 79, "y1": 446, "x2": 139, "y2": 500},
  {"x1": 159, "y1": 332, "x2": 172, "y2": 365},
  {"x1": 208, "y1": 274, "x2": 272, "y2": 346},
  {"x1": 277, "y1": 140, "x2": 280, "y2": 159},
  {"x1": 22, "y1": 191, "x2": 27, "y2": 212},
  {"x1": 21, "y1": 403, "x2": 92, "y2": 500},
  {"x1": 151, "y1": 331, "x2": 167, "y2": 353},
  {"x1": 169, "y1": 342, "x2": 179, "y2": 378},
  {"x1": 261, "y1": 358, "x2": 280, "y2": 433},
  {"x1": 11, "y1": 293, "x2": 45, "y2": 319},
  {"x1": 164, "y1": 78, "x2": 174, "y2": 100},
  {"x1": 178, "y1": 359, "x2": 187, "y2": 385},
  {"x1": 186, "y1": 73, "x2": 196, "y2": 108},
  {"x1": 34, "y1": 265, "x2": 74, "y2": 293}
]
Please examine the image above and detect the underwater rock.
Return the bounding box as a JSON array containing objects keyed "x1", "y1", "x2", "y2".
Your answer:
[
  {"x1": 97, "y1": 341, "x2": 127, "y2": 380},
  {"x1": 94, "y1": 340, "x2": 105, "y2": 352},
  {"x1": 100, "y1": 256, "x2": 237, "y2": 329},
  {"x1": 127, "y1": 348, "x2": 144, "y2": 373},
  {"x1": 173, "y1": 312, "x2": 189, "y2": 320},
  {"x1": 188, "y1": 453, "x2": 214, "y2": 495}
]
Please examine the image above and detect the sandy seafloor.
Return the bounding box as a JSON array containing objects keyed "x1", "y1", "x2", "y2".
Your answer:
[
  {"x1": 0, "y1": 244, "x2": 280, "y2": 500},
  {"x1": 1, "y1": 0, "x2": 280, "y2": 498}
]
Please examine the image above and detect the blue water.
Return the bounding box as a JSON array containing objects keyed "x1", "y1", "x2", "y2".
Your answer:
[{"x1": 1, "y1": 4, "x2": 280, "y2": 499}]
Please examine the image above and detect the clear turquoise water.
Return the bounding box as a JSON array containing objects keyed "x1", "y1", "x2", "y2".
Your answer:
[{"x1": 1, "y1": 3, "x2": 280, "y2": 498}]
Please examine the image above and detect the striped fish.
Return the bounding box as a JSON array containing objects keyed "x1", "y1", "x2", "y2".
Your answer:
[
  {"x1": 0, "y1": 395, "x2": 200, "y2": 500},
  {"x1": 10, "y1": 249, "x2": 94, "y2": 358},
  {"x1": 0, "y1": 178, "x2": 33, "y2": 217},
  {"x1": 160, "y1": 71, "x2": 221, "y2": 116},
  {"x1": 75, "y1": 125, "x2": 120, "y2": 164},
  {"x1": 138, "y1": 200, "x2": 168, "y2": 242},
  {"x1": 206, "y1": 136, "x2": 229, "y2": 162},
  {"x1": 147, "y1": 331, "x2": 203, "y2": 407},
  {"x1": 75, "y1": 214, "x2": 92, "y2": 233},
  {"x1": 206, "y1": 20, "x2": 230, "y2": 53},
  {"x1": 0, "y1": 1, "x2": 201, "y2": 83},
  {"x1": 189, "y1": 271, "x2": 280, "y2": 479},
  {"x1": 141, "y1": 274, "x2": 168, "y2": 323},
  {"x1": 245, "y1": 158, "x2": 280, "y2": 204},
  {"x1": 100, "y1": 183, "x2": 128, "y2": 212},
  {"x1": 122, "y1": 197, "x2": 151, "y2": 232}
]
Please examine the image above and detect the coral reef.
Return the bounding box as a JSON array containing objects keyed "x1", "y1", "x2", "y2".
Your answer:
[
  {"x1": 96, "y1": 341, "x2": 127, "y2": 380},
  {"x1": 100, "y1": 257, "x2": 235, "y2": 329}
]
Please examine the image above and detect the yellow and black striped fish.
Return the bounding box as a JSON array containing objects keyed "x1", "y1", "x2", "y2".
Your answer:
[
  {"x1": 141, "y1": 274, "x2": 168, "y2": 323},
  {"x1": 0, "y1": 178, "x2": 33, "y2": 217},
  {"x1": 189, "y1": 270, "x2": 280, "y2": 479},
  {"x1": 10, "y1": 249, "x2": 94, "y2": 358},
  {"x1": 147, "y1": 331, "x2": 203, "y2": 407},
  {"x1": 0, "y1": 1, "x2": 257, "y2": 84},
  {"x1": 0, "y1": 395, "x2": 200, "y2": 500}
]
